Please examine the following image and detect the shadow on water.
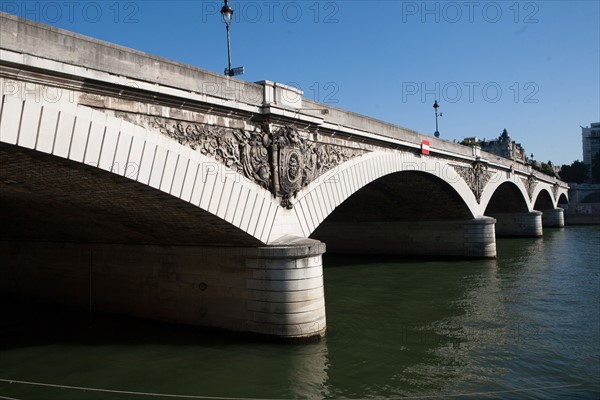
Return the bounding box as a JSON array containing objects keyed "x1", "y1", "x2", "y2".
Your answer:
[
  {"x1": 0, "y1": 295, "x2": 307, "y2": 350},
  {"x1": 0, "y1": 294, "x2": 332, "y2": 400},
  {"x1": 322, "y1": 252, "x2": 495, "y2": 268},
  {"x1": 1, "y1": 253, "x2": 500, "y2": 400},
  {"x1": 1, "y1": 227, "x2": 598, "y2": 399}
]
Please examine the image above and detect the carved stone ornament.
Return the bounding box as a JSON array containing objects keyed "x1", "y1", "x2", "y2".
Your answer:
[
  {"x1": 152, "y1": 118, "x2": 365, "y2": 208},
  {"x1": 553, "y1": 182, "x2": 560, "y2": 200},
  {"x1": 521, "y1": 175, "x2": 538, "y2": 201},
  {"x1": 454, "y1": 160, "x2": 493, "y2": 203}
]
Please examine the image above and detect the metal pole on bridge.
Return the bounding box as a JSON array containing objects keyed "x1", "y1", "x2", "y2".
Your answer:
[
  {"x1": 220, "y1": 0, "x2": 244, "y2": 77},
  {"x1": 433, "y1": 100, "x2": 441, "y2": 138}
]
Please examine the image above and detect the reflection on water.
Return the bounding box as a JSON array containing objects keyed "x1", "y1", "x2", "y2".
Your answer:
[
  {"x1": 1, "y1": 226, "x2": 599, "y2": 399},
  {"x1": 287, "y1": 340, "x2": 330, "y2": 399},
  {"x1": 0, "y1": 309, "x2": 331, "y2": 400}
]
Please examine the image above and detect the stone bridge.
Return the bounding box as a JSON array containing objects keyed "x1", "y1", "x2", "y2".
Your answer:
[{"x1": 0, "y1": 13, "x2": 568, "y2": 340}]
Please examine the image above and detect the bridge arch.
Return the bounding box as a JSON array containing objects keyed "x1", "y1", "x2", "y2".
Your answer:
[
  {"x1": 283, "y1": 151, "x2": 496, "y2": 257},
  {"x1": 533, "y1": 189, "x2": 555, "y2": 211},
  {"x1": 289, "y1": 151, "x2": 480, "y2": 239},
  {"x1": 558, "y1": 193, "x2": 569, "y2": 206},
  {"x1": 480, "y1": 179, "x2": 531, "y2": 214},
  {"x1": 312, "y1": 169, "x2": 473, "y2": 224},
  {"x1": 1, "y1": 94, "x2": 328, "y2": 340},
  {"x1": 0, "y1": 95, "x2": 279, "y2": 245},
  {"x1": 482, "y1": 181, "x2": 529, "y2": 215},
  {"x1": 483, "y1": 181, "x2": 547, "y2": 237}
]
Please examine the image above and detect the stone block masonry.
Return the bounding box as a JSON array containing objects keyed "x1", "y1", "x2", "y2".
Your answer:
[
  {"x1": 541, "y1": 208, "x2": 565, "y2": 228},
  {"x1": 0, "y1": 238, "x2": 326, "y2": 340},
  {"x1": 311, "y1": 218, "x2": 497, "y2": 259},
  {"x1": 490, "y1": 211, "x2": 543, "y2": 237}
]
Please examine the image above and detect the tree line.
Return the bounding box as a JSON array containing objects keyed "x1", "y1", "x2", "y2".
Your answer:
[{"x1": 548, "y1": 153, "x2": 600, "y2": 184}]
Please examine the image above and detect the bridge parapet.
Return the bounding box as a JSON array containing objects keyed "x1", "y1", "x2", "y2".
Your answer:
[{"x1": 0, "y1": 12, "x2": 264, "y2": 107}]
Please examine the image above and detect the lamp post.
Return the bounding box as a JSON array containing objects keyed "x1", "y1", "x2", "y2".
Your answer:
[
  {"x1": 433, "y1": 100, "x2": 440, "y2": 137},
  {"x1": 220, "y1": 0, "x2": 244, "y2": 77}
]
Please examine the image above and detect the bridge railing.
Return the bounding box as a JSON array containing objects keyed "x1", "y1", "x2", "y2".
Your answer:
[{"x1": 0, "y1": 12, "x2": 264, "y2": 107}]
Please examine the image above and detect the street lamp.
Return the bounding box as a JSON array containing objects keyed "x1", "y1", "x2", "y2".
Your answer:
[
  {"x1": 220, "y1": 0, "x2": 244, "y2": 77},
  {"x1": 433, "y1": 100, "x2": 441, "y2": 137}
]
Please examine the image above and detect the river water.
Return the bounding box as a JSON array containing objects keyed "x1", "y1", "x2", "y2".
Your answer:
[{"x1": 1, "y1": 226, "x2": 599, "y2": 399}]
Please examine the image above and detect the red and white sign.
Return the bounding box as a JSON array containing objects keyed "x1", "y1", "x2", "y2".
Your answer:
[{"x1": 421, "y1": 140, "x2": 430, "y2": 155}]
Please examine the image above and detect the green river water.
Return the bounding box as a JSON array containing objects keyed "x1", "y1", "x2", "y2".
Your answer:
[{"x1": 1, "y1": 226, "x2": 599, "y2": 399}]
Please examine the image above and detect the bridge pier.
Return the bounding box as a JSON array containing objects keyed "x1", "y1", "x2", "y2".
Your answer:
[
  {"x1": 464, "y1": 217, "x2": 497, "y2": 258},
  {"x1": 489, "y1": 211, "x2": 543, "y2": 237},
  {"x1": 0, "y1": 238, "x2": 326, "y2": 341},
  {"x1": 246, "y1": 237, "x2": 327, "y2": 339},
  {"x1": 541, "y1": 208, "x2": 565, "y2": 228},
  {"x1": 311, "y1": 217, "x2": 496, "y2": 259}
]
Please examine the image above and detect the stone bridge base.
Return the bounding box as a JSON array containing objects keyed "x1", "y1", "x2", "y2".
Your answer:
[
  {"x1": 490, "y1": 211, "x2": 543, "y2": 237},
  {"x1": 0, "y1": 237, "x2": 326, "y2": 341},
  {"x1": 541, "y1": 208, "x2": 565, "y2": 228},
  {"x1": 463, "y1": 217, "x2": 497, "y2": 258},
  {"x1": 311, "y1": 217, "x2": 497, "y2": 259}
]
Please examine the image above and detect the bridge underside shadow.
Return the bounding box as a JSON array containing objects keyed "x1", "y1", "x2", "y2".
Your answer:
[
  {"x1": 484, "y1": 182, "x2": 547, "y2": 237},
  {"x1": 534, "y1": 189, "x2": 565, "y2": 228},
  {"x1": 0, "y1": 144, "x2": 262, "y2": 246},
  {"x1": 310, "y1": 171, "x2": 496, "y2": 259},
  {"x1": 1, "y1": 144, "x2": 326, "y2": 340}
]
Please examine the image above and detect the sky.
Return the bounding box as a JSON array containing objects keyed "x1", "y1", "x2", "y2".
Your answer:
[{"x1": 3, "y1": 0, "x2": 598, "y2": 166}]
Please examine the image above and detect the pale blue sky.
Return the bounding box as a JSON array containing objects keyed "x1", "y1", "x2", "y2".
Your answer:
[{"x1": 4, "y1": 0, "x2": 599, "y2": 165}]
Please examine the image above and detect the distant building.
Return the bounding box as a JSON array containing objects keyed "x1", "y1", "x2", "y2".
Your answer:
[
  {"x1": 463, "y1": 129, "x2": 527, "y2": 163},
  {"x1": 582, "y1": 122, "x2": 600, "y2": 181}
]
